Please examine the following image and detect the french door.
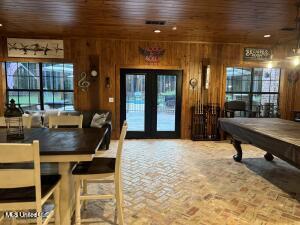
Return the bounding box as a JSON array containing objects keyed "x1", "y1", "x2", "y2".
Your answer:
[{"x1": 120, "y1": 69, "x2": 182, "y2": 138}]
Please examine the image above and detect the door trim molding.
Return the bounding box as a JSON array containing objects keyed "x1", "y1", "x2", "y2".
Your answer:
[{"x1": 119, "y1": 65, "x2": 183, "y2": 70}]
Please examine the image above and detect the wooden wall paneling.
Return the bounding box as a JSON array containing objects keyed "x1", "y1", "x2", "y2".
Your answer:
[
  {"x1": 114, "y1": 40, "x2": 124, "y2": 139},
  {"x1": 125, "y1": 41, "x2": 139, "y2": 65},
  {"x1": 0, "y1": 37, "x2": 5, "y2": 115},
  {"x1": 215, "y1": 44, "x2": 224, "y2": 105},
  {"x1": 186, "y1": 43, "x2": 200, "y2": 137},
  {"x1": 72, "y1": 39, "x2": 89, "y2": 110},
  {"x1": 218, "y1": 44, "x2": 227, "y2": 110},
  {"x1": 0, "y1": 63, "x2": 5, "y2": 116},
  {"x1": 85, "y1": 39, "x2": 100, "y2": 110},
  {"x1": 0, "y1": 37, "x2": 5, "y2": 61},
  {"x1": 280, "y1": 68, "x2": 300, "y2": 119},
  {"x1": 279, "y1": 68, "x2": 290, "y2": 119},
  {"x1": 208, "y1": 44, "x2": 219, "y2": 104},
  {"x1": 272, "y1": 45, "x2": 292, "y2": 119},
  {"x1": 63, "y1": 39, "x2": 72, "y2": 61},
  {"x1": 294, "y1": 80, "x2": 300, "y2": 111},
  {"x1": 99, "y1": 39, "x2": 117, "y2": 135},
  {"x1": 0, "y1": 36, "x2": 297, "y2": 139},
  {"x1": 187, "y1": 43, "x2": 198, "y2": 108},
  {"x1": 178, "y1": 43, "x2": 190, "y2": 138},
  {"x1": 285, "y1": 71, "x2": 295, "y2": 120}
]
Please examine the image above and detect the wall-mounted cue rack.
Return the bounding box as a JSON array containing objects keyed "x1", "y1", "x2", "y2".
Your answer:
[{"x1": 191, "y1": 59, "x2": 220, "y2": 141}]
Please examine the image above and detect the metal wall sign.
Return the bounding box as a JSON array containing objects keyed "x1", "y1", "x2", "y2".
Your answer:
[
  {"x1": 243, "y1": 47, "x2": 272, "y2": 61},
  {"x1": 7, "y1": 38, "x2": 64, "y2": 58},
  {"x1": 139, "y1": 47, "x2": 165, "y2": 63}
]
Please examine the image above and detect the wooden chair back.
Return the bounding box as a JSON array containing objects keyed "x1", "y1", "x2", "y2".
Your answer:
[
  {"x1": 224, "y1": 101, "x2": 247, "y2": 117},
  {"x1": 115, "y1": 121, "x2": 127, "y2": 179},
  {"x1": 49, "y1": 114, "x2": 83, "y2": 128},
  {"x1": 0, "y1": 141, "x2": 41, "y2": 200}
]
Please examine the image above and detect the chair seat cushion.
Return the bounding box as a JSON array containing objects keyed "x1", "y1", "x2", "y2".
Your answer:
[
  {"x1": 72, "y1": 158, "x2": 116, "y2": 175},
  {"x1": 0, "y1": 175, "x2": 61, "y2": 203}
]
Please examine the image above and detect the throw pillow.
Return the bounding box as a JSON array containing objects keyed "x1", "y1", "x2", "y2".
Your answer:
[
  {"x1": 90, "y1": 112, "x2": 109, "y2": 128},
  {"x1": 24, "y1": 111, "x2": 43, "y2": 128}
]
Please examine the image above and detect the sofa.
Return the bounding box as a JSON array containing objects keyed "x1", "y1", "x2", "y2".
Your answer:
[{"x1": 25, "y1": 109, "x2": 112, "y2": 150}]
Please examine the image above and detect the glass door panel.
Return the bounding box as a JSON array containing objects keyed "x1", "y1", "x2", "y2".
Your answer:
[
  {"x1": 125, "y1": 74, "x2": 145, "y2": 131},
  {"x1": 157, "y1": 75, "x2": 176, "y2": 131}
]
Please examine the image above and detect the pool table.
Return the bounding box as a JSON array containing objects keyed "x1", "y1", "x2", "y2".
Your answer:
[{"x1": 218, "y1": 118, "x2": 300, "y2": 169}]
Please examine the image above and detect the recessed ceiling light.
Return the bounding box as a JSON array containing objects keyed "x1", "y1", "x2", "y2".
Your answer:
[
  {"x1": 172, "y1": 26, "x2": 177, "y2": 30},
  {"x1": 264, "y1": 34, "x2": 271, "y2": 38},
  {"x1": 154, "y1": 29, "x2": 161, "y2": 33}
]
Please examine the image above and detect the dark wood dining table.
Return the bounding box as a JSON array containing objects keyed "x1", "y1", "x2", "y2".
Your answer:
[{"x1": 0, "y1": 127, "x2": 108, "y2": 225}]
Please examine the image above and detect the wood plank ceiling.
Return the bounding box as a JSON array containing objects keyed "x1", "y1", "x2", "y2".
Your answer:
[{"x1": 0, "y1": 0, "x2": 297, "y2": 44}]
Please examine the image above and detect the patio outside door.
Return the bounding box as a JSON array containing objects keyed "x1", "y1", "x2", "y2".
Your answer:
[{"x1": 120, "y1": 69, "x2": 182, "y2": 138}]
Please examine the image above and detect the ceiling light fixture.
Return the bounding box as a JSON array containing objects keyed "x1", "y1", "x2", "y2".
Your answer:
[
  {"x1": 154, "y1": 29, "x2": 161, "y2": 33},
  {"x1": 0, "y1": 24, "x2": 2, "y2": 27},
  {"x1": 172, "y1": 26, "x2": 177, "y2": 30},
  {"x1": 264, "y1": 34, "x2": 271, "y2": 38}
]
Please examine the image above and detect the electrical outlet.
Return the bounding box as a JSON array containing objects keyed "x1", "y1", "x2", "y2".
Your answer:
[{"x1": 109, "y1": 97, "x2": 114, "y2": 103}]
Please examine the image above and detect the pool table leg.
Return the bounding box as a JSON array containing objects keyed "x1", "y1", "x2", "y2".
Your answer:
[
  {"x1": 232, "y1": 139, "x2": 243, "y2": 162},
  {"x1": 264, "y1": 152, "x2": 274, "y2": 161}
]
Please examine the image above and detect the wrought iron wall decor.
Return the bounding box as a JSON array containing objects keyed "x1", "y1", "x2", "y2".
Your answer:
[
  {"x1": 105, "y1": 77, "x2": 111, "y2": 88},
  {"x1": 78, "y1": 72, "x2": 90, "y2": 92},
  {"x1": 288, "y1": 70, "x2": 300, "y2": 84},
  {"x1": 7, "y1": 38, "x2": 64, "y2": 58},
  {"x1": 139, "y1": 47, "x2": 165, "y2": 63}
]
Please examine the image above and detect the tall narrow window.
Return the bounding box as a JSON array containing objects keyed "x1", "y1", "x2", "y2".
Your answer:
[
  {"x1": 226, "y1": 67, "x2": 280, "y2": 117},
  {"x1": 5, "y1": 62, "x2": 74, "y2": 111}
]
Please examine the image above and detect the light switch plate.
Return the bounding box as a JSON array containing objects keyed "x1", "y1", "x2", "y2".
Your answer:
[{"x1": 109, "y1": 97, "x2": 114, "y2": 103}]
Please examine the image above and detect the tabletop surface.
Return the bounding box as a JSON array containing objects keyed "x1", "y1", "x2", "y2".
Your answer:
[
  {"x1": 0, "y1": 127, "x2": 107, "y2": 155},
  {"x1": 219, "y1": 118, "x2": 300, "y2": 147}
]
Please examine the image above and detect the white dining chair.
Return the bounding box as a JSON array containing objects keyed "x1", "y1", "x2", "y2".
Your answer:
[
  {"x1": 48, "y1": 115, "x2": 83, "y2": 128},
  {"x1": 0, "y1": 116, "x2": 32, "y2": 128},
  {"x1": 72, "y1": 121, "x2": 128, "y2": 225},
  {"x1": 0, "y1": 141, "x2": 61, "y2": 225},
  {"x1": 22, "y1": 115, "x2": 32, "y2": 128},
  {"x1": 0, "y1": 117, "x2": 5, "y2": 127}
]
